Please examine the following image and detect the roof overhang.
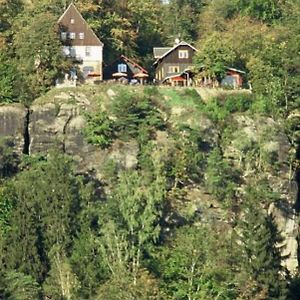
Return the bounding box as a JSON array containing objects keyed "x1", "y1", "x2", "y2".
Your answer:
[{"x1": 153, "y1": 41, "x2": 198, "y2": 66}]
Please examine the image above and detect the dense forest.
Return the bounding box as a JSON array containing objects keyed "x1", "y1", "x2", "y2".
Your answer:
[{"x1": 0, "y1": 0, "x2": 300, "y2": 299}]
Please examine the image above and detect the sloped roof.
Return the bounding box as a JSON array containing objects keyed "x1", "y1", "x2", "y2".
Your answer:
[
  {"x1": 58, "y1": 3, "x2": 103, "y2": 47},
  {"x1": 121, "y1": 55, "x2": 148, "y2": 74},
  {"x1": 153, "y1": 41, "x2": 197, "y2": 65},
  {"x1": 153, "y1": 47, "x2": 172, "y2": 59},
  {"x1": 226, "y1": 67, "x2": 246, "y2": 74}
]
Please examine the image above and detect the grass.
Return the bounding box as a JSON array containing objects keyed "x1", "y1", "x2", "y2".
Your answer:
[{"x1": 159, "y1": 88, "x2": 202, "y2": 109}]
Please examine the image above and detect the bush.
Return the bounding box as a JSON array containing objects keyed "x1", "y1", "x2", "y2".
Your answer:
[
  {"x1": 200, "y1": 99, "x2": 230, "y2": 123},
  {"x1": 111, "y1": 90, "x2": 165, "y2": 139},
  {"x1": 83, "y1": 112, "x2": 115, "y2": 148},
  {"x1": 223, "y1": 93, "x2": 253, "y2": 113},
  {"x1": 0, "y1": 138, "x2": 19, "y2": 178}
]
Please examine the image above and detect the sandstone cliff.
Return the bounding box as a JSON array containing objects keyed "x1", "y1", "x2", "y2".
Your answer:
[{"x1": 0, "y1": 85, "x2": 299, "y2": 273}]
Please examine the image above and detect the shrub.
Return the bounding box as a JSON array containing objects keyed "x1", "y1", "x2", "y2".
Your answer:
[
  {"x1": 111, "y1": 90, "x2": 165, "y2": 139},
  {"x1": 223, "y1": 93, "x2": 253, "y2": 113},
  {"x1": 83, "y1": 112, "x2": 115, "y2": 148}
]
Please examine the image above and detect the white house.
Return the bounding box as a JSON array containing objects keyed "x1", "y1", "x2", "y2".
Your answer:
[{"x1": 58, "y1": 3, "x2": 104, "y2": 80}]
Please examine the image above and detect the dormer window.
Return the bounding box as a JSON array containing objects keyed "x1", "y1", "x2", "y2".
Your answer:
[
  {"x1": 118, "y1": 64, "x2": 127, "y2": 73},
  {"x1": 179, "y1": 50, "x2": 189, "y2": 59},
  {"x1": 69, "y1": 32, "x2": 76, "y2": 39},
  {"x1": 79, "y1": 32, "x2": 85, "y2": 40},
  {"x1": 61, "y1": 32, "x2": 67, "y2": 41},
  {"x1": 70, "y1": 18, "x2": 75, "y2": 24}
]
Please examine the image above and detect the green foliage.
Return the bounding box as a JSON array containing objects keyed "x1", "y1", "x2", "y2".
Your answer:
[
  {"x1": 84, "y1": 111, "x2": 115, "y2": 148},
  {"x1": 159, "y1": 225, "x2": 237, "y2": 299},
  {"x1": 0, "y1": 52, "x2": 20, "y2": 103},
  {"x1": 111, "y1": 90, "x2": 164, "y2": 139},
  {"x1": 237, "y1": 200, "x2": 288, "y2": 299},
  {"x1": 13, "y1": 11, "x2": 68, "y2": 102},
  {"x1": 3, "y1": 271, "x2": 41, "y2": 300},
  {"x1": 235, "y1": 0, "x2": 282, "y2": 23},
  {"x1": 84, "y1": 90, "x2": 165, "y2": 147},
  {"x1": 164, "y1": 0, "x2": 204, "y2": 41},
  {"x1": 194, "y1": 32, "x2": 236, "y2": 80},
  {"x1": 223, "y1": 93, "x2": 253, "y2": 113},
  {"x1": 2, "y1": 150, "x2": 82, "y2": 282},
  {"x1": 0, "y1": 137, "x2": 19, "y2": 178},
  {"x1": 205, "y1": 147, "x2": 238, "y2": 204}
]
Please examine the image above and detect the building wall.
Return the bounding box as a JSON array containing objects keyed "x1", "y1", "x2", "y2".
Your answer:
[
  {"x1": 62, "y1": 45, "x2": 103, "y2": 79},
  {"x1": 162, "y1": 45, "x2": 195, "y2": 64},
  {"x1": 155, "y1": 45, "x2": 196, "y2": 83}
]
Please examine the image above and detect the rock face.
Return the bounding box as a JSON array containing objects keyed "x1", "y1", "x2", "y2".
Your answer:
[
  {"x1": 0, "y1": 91, "x2": 298, "y2": 274},
  {"x1": 29, "y1": 100, "x2": 138, "y2": 180},
  {"x1": 223, "y1": 114, "x2": 299, "y2": 273},
  {"x1": 269, "y1": 202, "x2": 299, "y2": 275},
  {"x1": 0, "y1": 104, "x2": 28, "y2": 154}
]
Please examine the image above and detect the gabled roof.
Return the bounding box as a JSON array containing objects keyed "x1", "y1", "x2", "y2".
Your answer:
[
  {"x1": 226, "y1": 67, "x2": 246, "y2": 74},
  {"x1": 121, "y1": 55, "x2": 148, "y2": 74},
  {"x1": 58, "y1": 3, "x2": 103, "y2": 47},
  {"x1": 153, "y1": 47, "x2": 172, "y2": 59},
  {"x1": 153, "y1": 41, "x2": 198, "y2": 65},
  {"x1": 198, "y1": 65, "x2": 246, "y2": 74}
]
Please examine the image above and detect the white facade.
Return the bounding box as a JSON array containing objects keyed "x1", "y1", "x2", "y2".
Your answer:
[
  {"x1": 62, "y1": 45, "x2": 103, "y2": 79},
  {"x1": 62, "y1": 45, "x2": 103, "y2": 62}
]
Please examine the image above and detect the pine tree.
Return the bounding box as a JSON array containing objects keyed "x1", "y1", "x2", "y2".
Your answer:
[{"x1": 237, "y1": 200, "x2": 288, "y2": 299}]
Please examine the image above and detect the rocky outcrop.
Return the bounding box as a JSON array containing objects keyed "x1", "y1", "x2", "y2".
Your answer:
[
  {"x1": 0, "y1": 104, "x2": 28, "y2": 154},
  {"x1": 0, "y1": 88, "x2": 298, "y2": 274},
  {"x1": 29, "y1": 97, "x2": 138, "y2": 180}
]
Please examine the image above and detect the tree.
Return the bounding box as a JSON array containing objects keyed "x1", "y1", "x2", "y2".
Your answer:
[
  {"x1": 160, "y1": 225, "x2": 237, "y2": 300},
  {"x1": 3, "y1": 151, "x2": 82, "y2": 283},
  {"x1": 43, "y1": 245, "x2": 80, "y2": 300},
  {"x1": 235, "y1": 0, "x2": 283, "y2": 23},
  {"x1": 97, "y1": 155, "x2": 167, "y2": 292},
  {"x1": 2, "y1": 271, "x2": 41, "y2": 300},
  {"x1": 194, "y1": 32, "x2": 236, "y2": 83},
  {"x1": 163, "y1": 0, "x2": 204, "y2": 42},
  {"x1": 237, "y1": 198, "x2": 288, "y2": 299},
  {"x1": 13, "y1": 11, "x2": 68, "y2": 102},
  {"x1": 0, "y1": 52, "x2": 21, "y2": 103},
  {"x1": 0, "y1": 138, "x2": 19, "y2": 177},
  {"x1": 205, "y1": 147, "x2": 238, "y2": 204}
]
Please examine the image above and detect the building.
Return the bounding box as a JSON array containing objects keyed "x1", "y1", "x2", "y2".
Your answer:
[
  {"x1": 103, "y1": 55, "x2": 148, "y2": 84},
  {"x1": 195, "y1": 66, "x2": 246, "y2": 89},
  {"x1": 153, "y1": 41, "x2": 197, "y2": 86},
  {"x1": 221, "y1": 67, "x2": 245, "y2": 89},
  {"x1": 58, "y1": 3, "x2": 103, "y2": 81}
]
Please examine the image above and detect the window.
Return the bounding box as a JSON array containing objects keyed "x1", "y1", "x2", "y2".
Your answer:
[
  {"x1": 70, "y1": 18, "x2": 75, "y2": 24},
  {"x1": 61, "y1": 32, "x2": 67, "y2": 41},
  {"x1": 85, "y1": 46, "x2": 91, "y2": 57},
  {"x1": 118, "y1": 63, "x2": 127, "y2": 73},
  {"x1": 83, "y1": 66, "x2": 94, "y2": 78},
  {"x1": 79, "y1": 32, "x2": 85, "y2": 40},
  {"x1": 69, "y1": 32, "x2": 76, "y2": 39},
  {"x1": 168, "y1": 66, "x2": 179, "y2": 73},
  {"x1": 178, "y1": 50, "x2": 189, "y2": 59},
  {"x1": 70, "y1": 47, "x2": 76, "y2": 57}
]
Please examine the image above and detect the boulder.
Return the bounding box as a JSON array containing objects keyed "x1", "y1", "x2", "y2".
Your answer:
[{"x1": 0, "y1": 104, "x2": 27, "y2": 154}]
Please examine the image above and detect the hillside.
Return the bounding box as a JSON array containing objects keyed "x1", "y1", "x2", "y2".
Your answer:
[{"x1": 1, "y1": 85, "x2": 299, "y2": 299}]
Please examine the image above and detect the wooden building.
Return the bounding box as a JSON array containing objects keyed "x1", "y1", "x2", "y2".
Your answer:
[
  {"x1": 58, "y1": 3, "x2": 104, "y2": 81},
  {"x1": 221, "y1": 67, "x2": 245, "y2": 88},
  {"x1": 153, "y1": 41, "x2": 197, "y2": 86},
  {"x1": 196, "y1": 66, "x2": 246, "y2": 89},
  {"x1": 103, "y1": 55, "x2": 148, "y2": 84}
]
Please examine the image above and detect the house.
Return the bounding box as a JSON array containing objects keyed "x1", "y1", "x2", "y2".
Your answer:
[
  {"x1": 196, "y1": 66, "x2": 246, "y2": 89},
  {"x1": 153, "y1": 41, "x2": 197, "y2": 86},
  {"x1": 221, "y1": 67, "x2": 245, "y2": 89},
  {"x1": 103, "y1": 55, "x2": 149, "y2": 84},
  {"x1": 58, "y1": 3, "x2": 103, "y2": 81}
]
